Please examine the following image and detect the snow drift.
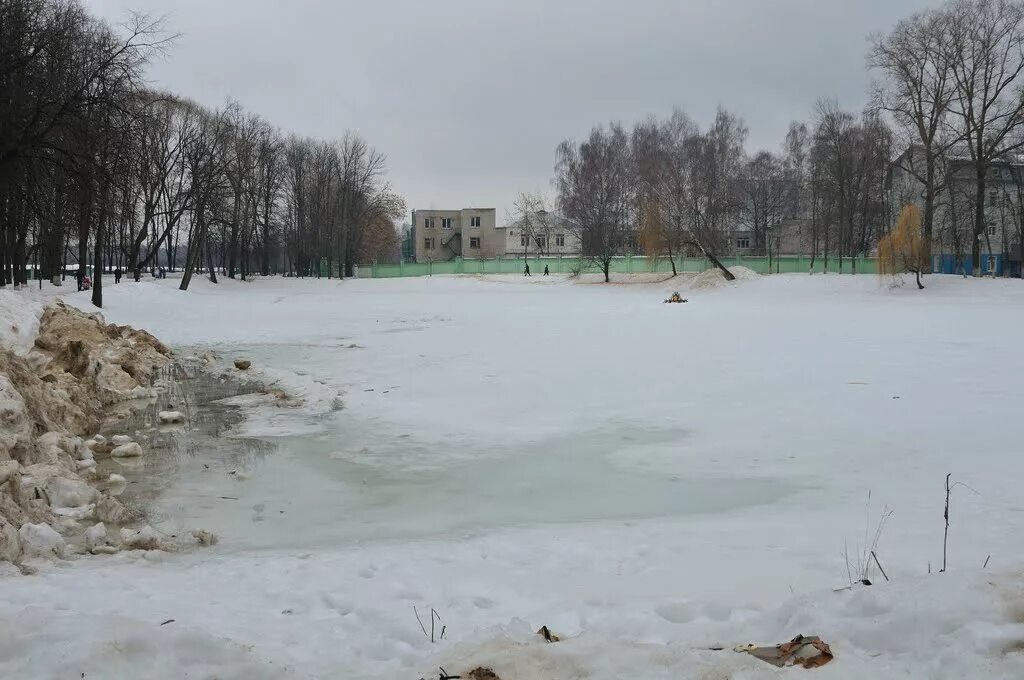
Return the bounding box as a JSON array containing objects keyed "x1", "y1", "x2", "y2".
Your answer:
[{"x1": 0, "y1": 301, "x2": 172, "y2": 566}]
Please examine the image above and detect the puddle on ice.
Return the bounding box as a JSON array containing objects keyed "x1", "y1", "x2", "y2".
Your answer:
[{"x1": 115, "y1": 363, "x2": 796, "y2": 552}]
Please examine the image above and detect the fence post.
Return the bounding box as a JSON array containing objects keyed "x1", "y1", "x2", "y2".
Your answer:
[{"x1": 399, "y1": 258, "x2": 404, "y2": 276}]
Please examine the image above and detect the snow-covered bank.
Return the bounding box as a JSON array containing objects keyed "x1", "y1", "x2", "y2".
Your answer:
[
  {"x1": 0, "y1": 530, "x2": 1021, "y2": 678},
  {"x1": 0, "y1": 300, "x2": 178, "y2": 564},
  {"x1": 1, "y1": 272, "x2": 1022, "y2": 678}
]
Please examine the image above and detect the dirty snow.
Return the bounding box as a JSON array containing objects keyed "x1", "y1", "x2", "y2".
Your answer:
[
  {"x1": 1, "y1": 271, "x2": 1024, "y2": 679},
  {"x1": 0, "y1": 288, "x2": 44, "y2": 355}
]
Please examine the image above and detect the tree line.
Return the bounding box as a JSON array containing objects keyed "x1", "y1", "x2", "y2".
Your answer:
[
  {"x1": 0, "y1": 0, "x2": 404, "y2": 307},
  {"x1": 553, "y1": 0, "x2": 1024, "y2": 281}
]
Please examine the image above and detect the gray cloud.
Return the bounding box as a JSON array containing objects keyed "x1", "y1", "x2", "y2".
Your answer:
[{"x1": 84, "y1": 0, "x2": 941, "y2": 222}]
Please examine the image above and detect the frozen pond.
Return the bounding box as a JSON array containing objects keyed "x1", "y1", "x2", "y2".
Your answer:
[{"x1": 120, "y1": 359, "x2": 796, "y2": 551}]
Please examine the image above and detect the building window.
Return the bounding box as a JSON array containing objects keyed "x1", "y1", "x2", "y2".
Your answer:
[
  {"x1": 424, "y1": 217, "x2": 434, "y2": 228},
  {"x1": 535, "y1": 235, "x2": 547, "y2": 248},
  {"x1": 989, "y1": 190, "x2": 998, "y2": 207},
  {"x1": 520, "y1": 235, "x2": 527, "y2": 246},
  {"x1": 987, "y1": 256, "x2": 997, "y2": 273},
  {"x1": 988, "y1": 221, "x2": 997, "y2": 236},
  {"x1": 424, "y1": 238, "x2": 434, "y2": 250},
  {"x1": 469, "y1": 237, "x2": 481, "y2": 249},
  {"x1": 470, "y1": 216, "x2": 481, "y2": 227},
  {"x1": 555, "y1": 233, "x2": 565, "y2": 247},
  {"x1": 737, "y1": 237, "x2": 750, "y2": 249},
  {"x1": 441, "y1": 217, "x2": 453, "y2": 229}
]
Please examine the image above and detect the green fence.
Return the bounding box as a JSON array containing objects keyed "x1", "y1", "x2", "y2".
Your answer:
[{"x1": 357, "y1": 255, "x2": 879, "y2": 279}]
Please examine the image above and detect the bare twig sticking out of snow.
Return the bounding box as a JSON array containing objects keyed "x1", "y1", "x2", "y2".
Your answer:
[
  {"x1": 414, "y1": 605, "x2": 428, "y2": 638},
  {"x1": 431, "y1": 608, "x2": 443, "y2": 643},
  {"x1": 983, "y1": 554, "x2": 991, "y2": 569},
  {"x1": 414, "y1": 606, "x2": 446, "y2": 643},
  {"x1": 844, "y1": 493, "x2": 893, "y2": 585},
  {"x1": 871, "y1": 551, "x2": 889, "y2": 582},
  {"x1": 941, "y1": 474, "x2": 980, "y2": 572},
  {"x1": 942, "y1": 473, "x2": 952, "y2": 572}
]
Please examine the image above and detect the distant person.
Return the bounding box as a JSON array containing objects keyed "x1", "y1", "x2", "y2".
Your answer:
[
  {"x1": 114, "y1": 267, "x2": 122, "y2": 284},
  {"x1": 543, "y1": 265, "x2": 550, "y2": 276},
  {"x1": 159, "y1": 266, "x2": 165, "y2": 279},
  {"x1": 524, "y1": 263, "x2": 531, "y2": 277},
  {"x1": 76, "y1": 268, "x2": 84, "y2": 291},
  {"x1": 134, "y1": 267, "x2": 141, "y2": 282}
]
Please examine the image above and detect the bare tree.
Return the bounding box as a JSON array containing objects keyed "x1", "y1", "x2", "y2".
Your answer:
[
  {"x1": 870, "y1": 9, "x2": 959, "y2": 270},
  {"x1": 738, "y1": 151, "x2": 789, "y2": 256},
  {"x1": 944, "y1": 0, "x2": 1024, "y2": 273},
  {"x1": 632, "y1": 116, "x2": 684, "y2": 275},
  {"x1": 685, "y1": 108, "x2": 747, "y2": 279},
  {"x1": 555, "y1": 124, "x2": 635, "y2": 282},
  {"x1": 508, "y1": 191, "x2": 554, "y2": 261}
]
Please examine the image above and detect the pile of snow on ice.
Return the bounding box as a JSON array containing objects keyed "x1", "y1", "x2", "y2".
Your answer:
[
  {"x1": 691, "y1": 265, "x2": 760, "y2": 289},
  {"x1": 0, "y1": 300, "x2": 173, "y2": 566}
]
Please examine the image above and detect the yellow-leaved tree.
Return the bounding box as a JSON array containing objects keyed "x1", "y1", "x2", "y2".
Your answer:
[
  {"x1": 878, "y1": 204, "x2": 926, "y2": 289},
  {"x1": 637, "y1": 197, "x2": 679, "y2": 276}
]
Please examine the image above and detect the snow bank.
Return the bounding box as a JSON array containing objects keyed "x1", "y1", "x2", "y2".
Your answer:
[
  {"x1": 0, "y1": 539, "x2": 1020, "y2": 678},
  {"x1": 0, "y1": 301, "x2": 172, "y2": 565}
]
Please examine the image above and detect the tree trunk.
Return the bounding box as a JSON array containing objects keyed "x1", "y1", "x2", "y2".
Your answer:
[
  {"x1": 206, "y1": 227, "x2": 219, "y2": 284},
  {"x1": 688, "y1": 240, "x2": 735, "y2": 280},
  {"x1": 973, "y1": 168, "x2": 986, "y2": 276},
  {"x1": 922, "y1": 155, "x2": 936, "y2": 274},
  {"x1": 92, "y1": 221, "x2": 103, "y2": 308}
]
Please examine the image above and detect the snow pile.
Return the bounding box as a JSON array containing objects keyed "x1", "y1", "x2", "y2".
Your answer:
[
  {"x1": 0, "y1": 289, "x2": 43, "y2": 356},
  {"x1": 690, "y1": 264, "x2": 760, "y2": 289},
  {"x1": 0, "y1": 300, "x2": 172, "y2": 566}
]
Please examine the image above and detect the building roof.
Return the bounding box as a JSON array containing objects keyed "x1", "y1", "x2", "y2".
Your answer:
[{"x1": 505, "y1": 210, "x2": 576, "y2": 232}]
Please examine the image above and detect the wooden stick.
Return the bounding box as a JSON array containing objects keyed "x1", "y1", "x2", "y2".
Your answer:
[{"x1": 983, "y1": 554, "x2": 991, "y2": 569}]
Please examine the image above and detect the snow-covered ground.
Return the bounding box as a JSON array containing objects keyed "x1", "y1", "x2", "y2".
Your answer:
[{"x1": 3, "y1": 271, "x2": 1024, "y2": 679}]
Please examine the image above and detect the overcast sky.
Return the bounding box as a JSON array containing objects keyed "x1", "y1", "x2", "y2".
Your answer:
[{"x1": 84, "y1": 0, "x2": 939, "y2": 224}]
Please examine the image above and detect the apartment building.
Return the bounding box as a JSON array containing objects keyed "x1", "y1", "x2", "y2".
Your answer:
[{"x1": 412, "y1": 208, "x2": 502, "y2": 261}]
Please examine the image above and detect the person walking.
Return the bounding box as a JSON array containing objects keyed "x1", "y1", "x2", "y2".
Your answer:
[
  {"x1": 543, "y1": 265, "x2": 550, "y2": 276},
  {"x1": 114, "y1": 266, "x2": 122, "y2": 284},
  {"x1": 524, "y1": 263, "x2": 531, "y2": 276}
]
